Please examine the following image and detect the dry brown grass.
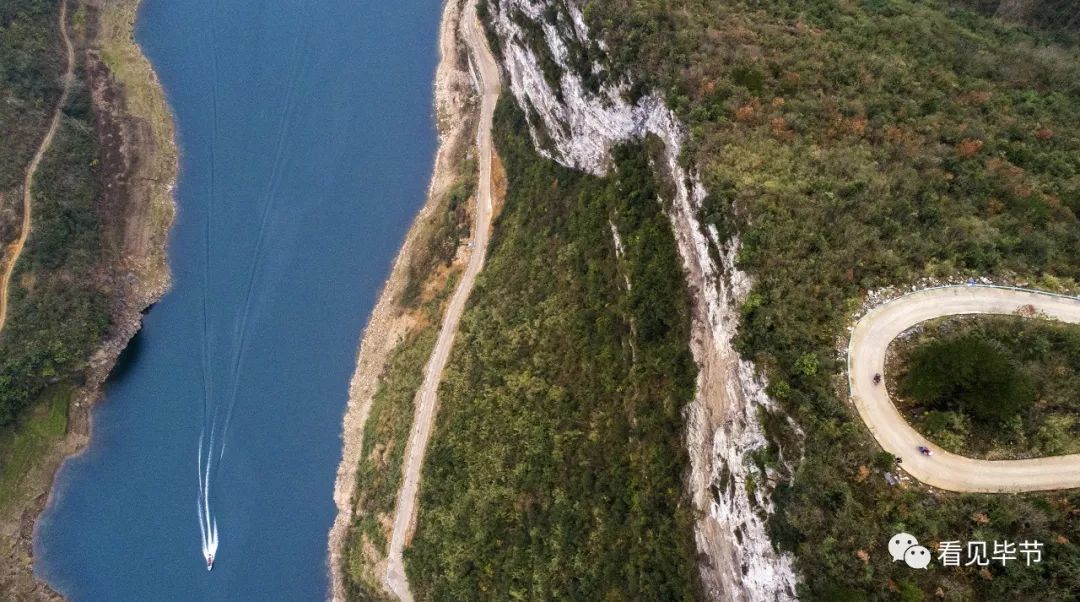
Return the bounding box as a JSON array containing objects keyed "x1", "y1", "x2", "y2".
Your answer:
[{"x1": 97, "y1": 0, "x2": 177, "y2": 277}]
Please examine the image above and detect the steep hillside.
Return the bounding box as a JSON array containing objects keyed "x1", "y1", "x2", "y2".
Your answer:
[
  {"x1": 477, "y1": 0, "x2": 802, "y2": 598},
  {"x1": 573, "y1": 0, "x2": 1080, "y2": 598},
  {"x1": 458, "y1": 0, "x2": 1080, "y2": 599},
  {"x1": 406, "y1": 98, "x2": 701, "y2": 601},
  {"x1": 342, "y1": 0, "x2": 1080, "y2": 599}
]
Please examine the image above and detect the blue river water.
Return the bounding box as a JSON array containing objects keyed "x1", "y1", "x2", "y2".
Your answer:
[{"x1": 34, "y1": 0, "x2": 441, "y2": 598}]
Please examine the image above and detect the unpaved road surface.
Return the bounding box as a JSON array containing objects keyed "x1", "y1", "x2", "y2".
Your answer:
[
  {"x1": 383, "y1": 1, "x2": 500, "y2": 599},
  {"x1": 849, "y1": 285, "x2": 1080, "y2": 492},
  {"x1": 0, "y1": 0, "x2": 74, "y2": 334}
]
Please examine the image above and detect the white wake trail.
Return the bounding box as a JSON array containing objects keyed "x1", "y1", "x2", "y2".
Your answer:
[
  {"x1": 198, "y1": 435, "x2": 207, "y2": 551},
  {"x1": 198, "y1": 427, "x2": 219, "y2": 567}
]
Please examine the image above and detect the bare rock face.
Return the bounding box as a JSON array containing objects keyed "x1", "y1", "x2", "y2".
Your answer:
[
  {"x1": 487, "y1": 1, "x2": 800, "y2": 599},
  {"x1": 492, "y1": 0, "x2": 670, "y2": 176}
]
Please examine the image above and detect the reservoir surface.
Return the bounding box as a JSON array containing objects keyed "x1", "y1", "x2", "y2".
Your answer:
[{"x1": 34, "y1": 0, "x2": 440, "y2": 598}]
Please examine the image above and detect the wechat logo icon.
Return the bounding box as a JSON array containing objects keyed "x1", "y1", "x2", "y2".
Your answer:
[{"x1": 889, "y1": 533, "x2": 931, "y2": 569}]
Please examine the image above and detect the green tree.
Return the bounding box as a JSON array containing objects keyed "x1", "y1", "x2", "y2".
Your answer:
[{"x1": 900, "y1": 336, "x2": 1033, "y2": 425}]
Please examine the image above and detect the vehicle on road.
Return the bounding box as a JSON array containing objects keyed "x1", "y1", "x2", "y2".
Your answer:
[
  {"x1": 849, "y1": 285, "x2": 1080, "y2": 492},
  {"x1": 918, "y1": 446, "x2": 932, "y2": 457},
  {"x1": 873, "y1": 373, "x2": 882, "y2": 385}
]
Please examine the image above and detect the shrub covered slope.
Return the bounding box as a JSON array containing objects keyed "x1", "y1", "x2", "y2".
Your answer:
[
  {"x1": 405, "y1": 99, "x2": 701, "y2": 601},
  {"x1": 0, "y1": 0, "x2": 109, "y2": 439}
]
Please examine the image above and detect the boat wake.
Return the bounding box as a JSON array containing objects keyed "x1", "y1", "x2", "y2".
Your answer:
[
  {"x1": 195, "y1": 0, "x2": 223, "y2": 575},
  {"x1": 197, "y1": 431, "x2": 219, "y2": 571},
  {"x1": 192, "y1": 0, "x2": 313, "y2": 573}
]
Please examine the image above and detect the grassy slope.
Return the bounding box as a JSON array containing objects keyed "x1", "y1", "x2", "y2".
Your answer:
[
  {"x1": 405, "y1": 99, "x2": 700, "y2": 601},
  {"x1": 578, "y1": 0, "x2": 1080, "y2": 598},
  {"x1": 0, "y1": 385, "x2": 71, "y2": 512}
]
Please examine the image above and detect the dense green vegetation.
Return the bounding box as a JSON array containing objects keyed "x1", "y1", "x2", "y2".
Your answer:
[
  {"x1": 0, "y1": 94, "x2": 110, "y2": 427},
  {"x1": 0, "y1": 384, "x2": 70, "y2": 510},
  {"x1": 0, "y1": 1, "x2": 111, "y2": 428},
  {"x1": 893, "y1": 315, "x2": 1080, "y2": 458},
  {"x1": 405, "y1": 99, "x2": 699, "y2": 600},
  {"x1": 564, "y1": 0, "x2": 1080, "y2": 598},
  {"x1": 900, "y1": 335, "x2": 1033, "y2": 425},
  {"x1": 0, "y1": 0, "x2": 62, "y2": 192}
]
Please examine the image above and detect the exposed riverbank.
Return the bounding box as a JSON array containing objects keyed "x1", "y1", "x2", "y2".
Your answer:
[
  {"x1": 0, "y1": 0, "x2": 177, "y2": 597},
  {"x1": 328, "y1": 0, "x2": 481, "y2": 597}
]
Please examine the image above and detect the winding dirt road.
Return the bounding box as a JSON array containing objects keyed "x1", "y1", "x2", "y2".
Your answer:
[
  {"x1": 383, "y1": 1, "x2": 500, "y2": 599},
  {"x1": 849, "y1": 285, "x2": 1080, "y2": 493},
  {"x1": 0, "y1": 0, "x2": 74, "y2": 335}
]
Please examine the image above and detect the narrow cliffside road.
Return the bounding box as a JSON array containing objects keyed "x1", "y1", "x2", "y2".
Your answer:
[
  {"x1": 0, "y1": 0, "x2": 74, "y2": 335},
  {"x1": 383, "y1": 1, "x2": 500, "y2": 599},
  {"x1": 849, "y1": 285, "x2": 1080, "y2": 493}
]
